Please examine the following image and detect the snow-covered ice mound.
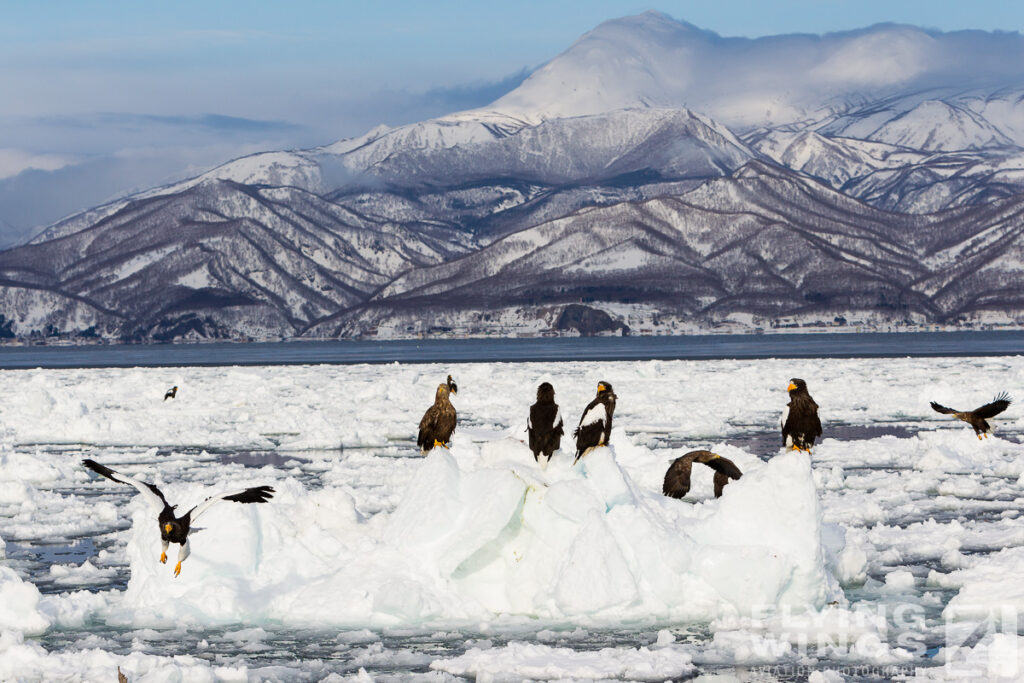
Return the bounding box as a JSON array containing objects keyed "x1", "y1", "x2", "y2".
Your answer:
[
  {"x1": 117, "y1": 439, "x2": 837, "y2": 627},
  {"x1": 0, "y1": 561, "x2": 50, "y2": 635}
]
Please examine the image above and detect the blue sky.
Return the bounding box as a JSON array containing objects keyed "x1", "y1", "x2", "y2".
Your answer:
[{"x1": 1, "y1": 1, "x2": 1022, "y2": 243}]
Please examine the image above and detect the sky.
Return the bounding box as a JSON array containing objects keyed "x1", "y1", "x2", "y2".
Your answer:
[{"x1": 2, "y1": 0, "x2": 1023, "y2": 245}]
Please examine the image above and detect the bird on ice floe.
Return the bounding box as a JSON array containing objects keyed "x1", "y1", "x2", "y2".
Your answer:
[
  {"x1": 82, "y1": 459, "x2": 273, "y2": 577},
  {"x1": 417, "y1": 377, "x2": 457, "y2": 453},
  {"x1": 164, "y1": 386, "x2": 177, "y2": 401},
  {"x1": 528, "y1": 382, "x2": 564, "y2": 469},
  {"x1": 930, "y1": 392, "x2": 1012, "y2": 439},
  {"x1": 573, "y1": 381, "x2": 616, "y2": 463},
  {"x1": 781, "y1": 378, "x2": 822, "y2": 453},
  {"x1": 662, "y1": 450, "x2": 743, "y2": 499}
]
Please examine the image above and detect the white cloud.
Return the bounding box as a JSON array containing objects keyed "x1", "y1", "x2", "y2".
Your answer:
[
  {"x1": 0, "y1": 149, "x2": 77, "y2": 179},
  {"x1": 811, "y1": 28, "x2": 933, "y2": 86}
]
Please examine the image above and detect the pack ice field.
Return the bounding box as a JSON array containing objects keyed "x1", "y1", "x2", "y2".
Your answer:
[{"x1": 2, "y1": 356, "x2": 1024, "y2": 681}]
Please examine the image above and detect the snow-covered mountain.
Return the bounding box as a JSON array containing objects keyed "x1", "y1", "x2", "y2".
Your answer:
[{"x1": 3, "y1": 12, "x2": 1024, "y2": 341}]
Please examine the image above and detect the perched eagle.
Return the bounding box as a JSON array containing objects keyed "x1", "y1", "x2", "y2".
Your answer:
[
  {"x1": 931, "y1": 392, "x2": 1012, "y2": 439},
  {"x1": 528, "y1": 382, "x2": 564, "y2": 469},
  {"x1": 573, "y1": 381, "x2": 616, "y2": 463},
  {"x1": 781, "y1": 378, "x2": 822, "y2": 453},
  {"x1": 82, "y1": 459, "x2": 273, "y2": 577},
  {"x1": 663, "y1": 450, "x2": 743, "y2": 499},
  {"x1": 446, "y1": 374, "x2": 458, "y2": 396},
  {"x1": 417, "y1": 381, "x2": 457, "y2": 453},
  {"x1": 164, "y1": 386, "x2": 178, "y2": 401}
]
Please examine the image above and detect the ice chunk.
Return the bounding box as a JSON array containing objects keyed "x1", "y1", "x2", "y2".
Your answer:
[
  {"x1": 0, "y1": 566, "x2": 50, "y2": 635},
  {"x1": 0, "y1": 630, "x2": 247, "y2": 682},
  {"x1": 431, "y1": 640, "x2": 695, "y2": 681}
]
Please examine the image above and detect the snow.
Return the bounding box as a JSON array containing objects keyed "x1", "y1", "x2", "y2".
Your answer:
[
  {"x1": 867, "y1": 101, "x2": 1013, "y2": 152},
  {"x1": 3, "y1": 354, "x2": 1024, "y2": 678},
  {"x1": 430, "y1": 640, "x2": 695, "y2": 681},
  {"x1": 0, "y1": 565, "x2": 50, "y2": 635},
  {"x1": 0, "y1": 629, "x2": 246, "y2": 682}
]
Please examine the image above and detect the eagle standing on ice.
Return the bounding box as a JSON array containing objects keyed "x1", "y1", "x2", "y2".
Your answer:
[
  {"x1": 781, "y1": 378, "x2": 821, "y2": 453},
  {"x1": 663, "y1": 450, "x2": 743, "y2": 499},
  {"x1": 930, "y1": 392, "x2": 1012, "y2": 439},
  {"x1": 417, "y1": 377, "x2": 457, "y2": 453},
  {"x1": 528, "y1": 382, "x2": 564, "y2": 469},
  {"x1": 81, "y1": 459, "x2": 273, "y2": 577},
  {"x1": 573, "y1": 381, "x2": 616, "y2": 463},
  {"x1": 164, "y1": 386, "x2": 177, "y2": 401}
]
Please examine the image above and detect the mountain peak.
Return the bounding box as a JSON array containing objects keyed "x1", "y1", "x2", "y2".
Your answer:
[{"x1": 486, "y1": 15, "x2": 1024, "y2": 131}]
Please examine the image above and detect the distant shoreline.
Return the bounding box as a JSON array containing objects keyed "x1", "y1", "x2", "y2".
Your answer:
[{"x1": 0, "y1": 329, "x2": 1021, "y2": 369}]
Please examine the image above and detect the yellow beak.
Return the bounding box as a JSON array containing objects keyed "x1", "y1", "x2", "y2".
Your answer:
[
  {"x1": 787, "y1": 383, "x2": 797, "y2": 391},
  {"x1": 598, "y1": 383, "x2": 606, "y2": 391},
  {"x1": 164, "y1": 523, "x2": 172, "y2": 533}
]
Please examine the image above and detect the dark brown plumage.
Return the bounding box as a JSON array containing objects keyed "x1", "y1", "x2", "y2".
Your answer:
[
  {"x1": 781, "y1": 378, "x2": 822, "y2": 453},
  {"x1": 417, "y1": 382, "x2": 457, "y2": 453},
  {"x1": 164, "y1": 386, "x2": 177, "y2": 401},
  {"x1": 528, "y1": 382, "x2": 564, "y2": 468},
  {"x1": 663, "y1": 450, "x2": 743, "y2": 499},
  {"x1": 573, "y1": 381, "x2": 616, "y2": 463},
  {"x1": 931, "y1": 392, "x2": 1012, "y2": 439},
  {"x1": 82, "y1": 459, "x2": 273, "y2": 577}
]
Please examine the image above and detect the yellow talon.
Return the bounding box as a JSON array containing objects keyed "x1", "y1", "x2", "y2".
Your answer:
[
  {"x1": 978, "y1": 434, "x2": 983, "y2": 440},
  {"x1": 173, "y1": 561, "x2": 182, "y2": 577},
  {"x1": 160, "y1": 552, "x2": 167, "y2": 564}
]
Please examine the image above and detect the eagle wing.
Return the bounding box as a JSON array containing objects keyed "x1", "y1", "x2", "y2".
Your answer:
[
  {"x1": 662, "y1": 455, "x2": 694, "y2": 498},
  {"x1": 418, "y1": 406, "x2": 440, "y2": 449},
  {"x1": 782, "y1": 397, "x2": 821, "y2": 443},
  {"x1": 187, "y1": 486, "x2": 274, "y2": 522},
  {"x1": 779, "y1": 404, "x2": 790, "y2": 444},
  {"x1": 972, "y1": 393, "x2": 1012, "y2": 419},
  {"x1": 82, "y1": 459, "x2": 168, "y2": 513},
  {"x1": 930, "y1": 401, "x2": 958, "y2": 415},
  {"x1": 702, "y1": 455, "x2": 743, "y2": 481},
  {"x1": 577, "y1": 399, "x2": 606, "y2": 430}
]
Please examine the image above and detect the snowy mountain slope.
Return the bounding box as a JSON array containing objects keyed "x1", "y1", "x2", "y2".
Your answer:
[
  {"x1": 746, "y1": 128, "x2": 1024, "y2": 213},
  {"x1": 342, "y1": 108, "x2": 751, "y2": 189},
  {"x1": 862, "y1": 100, "x2": 1012, "y2": 151},
  {"x1": 817, "y1": 96, "x2": 1017, "y2": 151},
  {"x1": 307, "y1": 162, "x2": 1024, "y2": 337},
  {"x1": 204, "y1": 108, "x2": 751, "y2": 195},
  {"x1": 743, "y1": 130, "x2": 925, "y2": 188},
  {"x1": 0, "y1": 180, "x2": 473, "y2": 339}
]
